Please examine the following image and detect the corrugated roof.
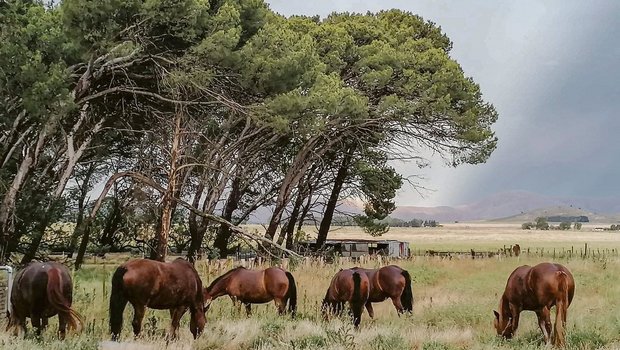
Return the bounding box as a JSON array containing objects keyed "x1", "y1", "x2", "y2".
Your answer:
[{"x1": 302, "y1": 239, "x2": 407, "y2": 244}]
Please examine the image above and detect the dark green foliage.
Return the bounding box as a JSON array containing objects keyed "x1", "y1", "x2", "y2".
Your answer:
[
  {"x1": 559, "y1": 221, "x2": 572, "y2": 230},
  {"x1": 535, "y1": 217, "x2": 549, "y2": 230},
  {"x1": 0, "y1": 0, "x2": 498, "y2": 261},
  {"x1": 522, "y1": 222, "x2": 534, "y2": 230}
]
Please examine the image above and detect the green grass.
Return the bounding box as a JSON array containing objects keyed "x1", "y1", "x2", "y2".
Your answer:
[{"x1": 2, "y1": 255, "x2": 620, "y2": 349}]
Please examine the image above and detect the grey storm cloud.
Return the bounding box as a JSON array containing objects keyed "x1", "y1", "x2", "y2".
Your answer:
[{"x1": 266, "y1": 0, "x2": 620, "y2": 206}]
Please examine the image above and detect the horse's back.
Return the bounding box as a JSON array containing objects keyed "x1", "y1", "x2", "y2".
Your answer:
[
  {"x1": 505, "y1": 263, "x2": 574, "y2": 309},
  {"x1": 118, "y1": 259, "x2": 202, "y2": 309},
  {"x1": 331, "y1": 269, "x2": 370, "y2": 302},
  {"x1": 11, "y1": 261, "x2": 73, "y2": 316},
  {"x1": 529, "y1": 263, "x2": 575, "y2": 306},
  {"x1": 378, "y1": 265, "x2": 406, "y2": 293},
  {"x1": 263, "y1": 267, "x2": 289, "y2": 293},
  {"x1": 225, "y1": 267, "x2": 288, "y2": 303}
]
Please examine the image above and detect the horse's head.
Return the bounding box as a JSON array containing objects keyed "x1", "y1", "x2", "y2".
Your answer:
[{"x1": 493, "y1": 310, "x2": 513, "y2": 339}]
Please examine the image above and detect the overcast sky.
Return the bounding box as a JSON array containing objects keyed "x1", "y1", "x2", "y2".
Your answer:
[{"x1": 266, "y1": 0, "x2": 620, "y2": 206}]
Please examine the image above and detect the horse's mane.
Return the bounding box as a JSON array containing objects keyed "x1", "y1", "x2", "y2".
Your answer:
[{"x1": 207, "y1": 266, "x2": 245, "y2": 291}]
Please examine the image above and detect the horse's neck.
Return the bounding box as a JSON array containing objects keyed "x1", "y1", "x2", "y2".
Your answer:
[
  {"x1": 208, "y1": 278, "x2": 228, "y2": 298},
  {"x1": 500, "y1": 294, "x2": 511, "y2": 318}
]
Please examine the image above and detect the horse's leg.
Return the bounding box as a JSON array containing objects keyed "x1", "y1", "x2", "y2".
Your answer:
[
  {"x1": 131, "y1": 304, "x2": 146, "y2": 338},
  {"x1": 245, "y1": 303, "x2": 252, "y2": 317},
  {"x1": 30, "y1": 312, "x2": 42, "y2": 337},
  {"x1": 168, "y1": 306, "x2": 187, "y2": 340},
  {"x1": 337, "y1": 302, "x2": 345, "y2": 316},
  {"x1": 58, "y1": 313, "x2": 68, "y2": 340},
  {"x1": 365, "y1": 302, "x2": 375, "y2": 318},
  {"x1": 508, "y1": 304, "x2": 520, "y2": 336},
  {"x1": 17, "y1": 317, "x2": 27, "y2": 338},
  {"x1": 41, "y1": 317, "x2": 48, "y2": 331},
  {"x1": 536, "y1": 308, "x2": 552, "y2": 345},
  {"x1": 390, "y1": 295, "x2": 405, "y2": 315},
  {"x1": 274, "y1": 298, "x2": 286, "y2": 315},
  {"x1": 543, "y1": 308, "x2": 552, "y2": 344},
  {"x1": 231, "y1": 296, "x2": 243, "y2": 315},
  {"x1": 350, "y1": 302, "x2": 364, "y2": 328}
]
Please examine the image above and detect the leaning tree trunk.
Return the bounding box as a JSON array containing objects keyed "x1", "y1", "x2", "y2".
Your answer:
[
  {"x1": 212, "y1": 177, "x2": 242, "y2": 259},
  {"x1": 20, "y1": 199, "x2": 62, "y2": 264},
  {"x1": 150, "y1": 112, "x2": 183, "y2": 261},
  {"x1": 187, "y1": 181, "x2": 207, "y2": 263},
  {"x1": 315, "y1": 150, "x2": 353, "y2": 250},
  {"x1": 281, "y1": 189, "x2": 305, "y2": 249},
  {"x1": 21, "y1": 108, "x2": 103, "y2": 264},
  {"x1": 0, "y1": 128, "x2": 47, "y2": 261},
  {"x1": 264, "y1": 150, "x2": 315, "y2": 241},
  {"x1": 67, "y1": 163, "x2": 96, "y2": 258}
]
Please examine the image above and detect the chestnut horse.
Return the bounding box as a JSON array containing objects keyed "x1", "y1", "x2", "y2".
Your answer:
[
  {"x1": 322, "y1": 269, "x2": 370, "y2": 327},
  {"x1": 352, "y1": 265, "x2": 413, "y2": 317},
  {"x1": 109, "y1": 258, "x2": 206, "y2": 340},
  {"x1": 7, "y1": 261, "x2": 82, "y2": 339},
  {"x1": 203, "y1": 266, "x2": 297, "y2": 317},
  {"x1": 494, "y1": 262, "x2": 575, "y2": 347}
]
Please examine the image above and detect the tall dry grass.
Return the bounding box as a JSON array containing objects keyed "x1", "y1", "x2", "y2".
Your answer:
[{"x1": 1, "y1": 252, "x2": 619, "y2": 349}]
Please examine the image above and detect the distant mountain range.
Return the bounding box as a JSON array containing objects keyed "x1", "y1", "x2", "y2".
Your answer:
[
  {"x1": 390, "y1": 190, "x2": 620, "y2": 223},
  {"x1": 246, "y1": 190, "x2": 620, "y2": 224}
]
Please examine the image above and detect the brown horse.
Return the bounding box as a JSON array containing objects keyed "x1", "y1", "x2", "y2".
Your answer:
[
  {"x1": 203, "y1": 266, "x2": 296, "y2": 316},
  {"x1": 109, "y1": 258, "x2": 206, "y2": 341},
  {"x1": 352, "y1": 265, "x2": 413, "y2": 317},
  {"x1": 7, "y1": 261, "x2": 82, "y2": 339},
  {"x1": 494, "y1": 262, "x2": 575, "y2": 347},
  {"x1": 322, "y1": 268, "x2": 370, "y2": 328}
]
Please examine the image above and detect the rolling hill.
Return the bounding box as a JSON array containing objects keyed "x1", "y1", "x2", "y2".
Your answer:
[
  {"x1": 390, "y1": 190, "x2": 620, "y2": 223},
  {"x1": 246, "y1": 190, "x2": 620, "y2": 224}
]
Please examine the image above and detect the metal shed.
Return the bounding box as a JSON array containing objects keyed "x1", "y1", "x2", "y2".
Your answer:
[{"x1": 300, "y1": 239, "x2": 410, "y2": 258}]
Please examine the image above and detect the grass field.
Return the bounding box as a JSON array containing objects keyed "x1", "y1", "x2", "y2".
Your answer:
[
  {"x1": 1, "y1": 224, "x2": 619, "y2": 350},
  {"x1": 304, "y1": 223, "x2": 620, "y2": 252}
]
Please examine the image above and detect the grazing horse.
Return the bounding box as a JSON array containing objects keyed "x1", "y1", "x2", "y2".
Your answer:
[
  {"x1": 109, "y1": 258, "x2": 206, "y2": 341},
  {"x1": 352, "y1": 265, "x2": 413, "y2": 317},
  {"x1": 7, "y1": 261, "x2": 82, "y2": 339},
  {"x1": 494, "y1": 262, "x2": 575, "y2": 347},
  {"x1": 203, "y1": 266, "x2": 296, "y2": 317},
  {"x1": 322, "y1": 269, "x2": 370, "y2": 327}
]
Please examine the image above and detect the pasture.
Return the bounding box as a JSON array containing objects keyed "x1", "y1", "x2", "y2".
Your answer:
[{"x1": 1, "y1": 224, "x2": 620, "y2": 350}]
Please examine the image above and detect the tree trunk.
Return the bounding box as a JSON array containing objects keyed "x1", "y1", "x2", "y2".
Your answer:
[
  {"x1": 297, "y1": 184, "x2": 314, "y2": 233},
  {"x1": 74, "y1": 219, "x2": 92, "y2": 269},
  {"x1": 315, "y1": 150, "x2": 353, "y2": 250},
  {"x1": 213, "y1": 177, "x2": 242, "y2": 259},
  {"x1": 263, "y1": 135, "x2": 344, "y2": 241},
  {"x1": 20, "y1": 109, "x2": 102, "y2": 263},
  {"x1": 98, "y1": 197, "x2": 123, "y2": 249},
  {"x1": 67, "y1": 163, "x2": 96, "y2": 258},
  {"x1": 264, "y1": 161, "x2": 312, "y2": 240},
  {"x1": 150, "y1": 111, "x2": 182, "y2": 261},
  {"x1": 0, "y1": 154, "x2": 33, "y2": 261},
  {"x1": 20, "y1": 199, "x2": 61, "y2": 264},
  {"x1": 282, "y1": 189, "x2": 305, "y2": 249},
  {"x1": 187, "y1": 181, "x2": 206, "y2": 263}
]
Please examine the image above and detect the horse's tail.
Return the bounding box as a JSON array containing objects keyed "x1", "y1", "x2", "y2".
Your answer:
[
  {"x1": 352, "y1": 272, "x2": 362, "y2": 304},
  {"x1": 400, "y1": 270, "x2": 414, "y2": 313},
  {"x1": 351, "y1": 272, "x2": 364, "y2": 327},
  {"x1": 46, "y1": 267, "x2": 83, "y2": 333},
  {"x1": 110, "y1": 266, "x2": 128, "y2": 341},
  {"x1": 285, "y1": 271, "x2": 297, "y2": 317},
  {"x1": 553, "y1": 271, "x2": 569, "y2": 347}
]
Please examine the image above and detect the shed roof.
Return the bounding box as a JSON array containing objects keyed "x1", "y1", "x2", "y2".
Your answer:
[{"x1": 302, "y1": 239, "x2": 407, "y2": 244}]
